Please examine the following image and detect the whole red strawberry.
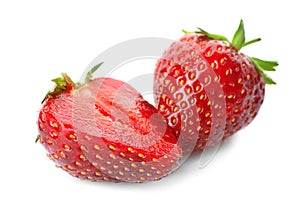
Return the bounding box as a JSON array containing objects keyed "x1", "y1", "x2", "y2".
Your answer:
[
  {"x1": 37, "y1": 63, "x2": 182, "y2": 182},
  {"x1": 154, "y1": 20, "x2": 278, "y2": 154}
]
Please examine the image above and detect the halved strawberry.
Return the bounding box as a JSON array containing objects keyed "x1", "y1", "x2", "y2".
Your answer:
[
  {"x1": 154, "y1": 20, "x2": 278, "y2": 154},
  {"x1": 37, "y1": 64, "x2": 182, "y2": 182}
]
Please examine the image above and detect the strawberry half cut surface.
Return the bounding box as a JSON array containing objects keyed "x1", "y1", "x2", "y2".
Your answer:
[
  {"x1": 154, "y1": 20, "x2": 278, "y2": 154},
  {"x1": 37, "y1": 64, "x2": 182, "y2": 183}
]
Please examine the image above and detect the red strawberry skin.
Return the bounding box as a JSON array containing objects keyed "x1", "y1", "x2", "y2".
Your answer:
[
  {"x1": 38, "y1": 88, "x2": 113, "y2": 182},
  {"x1": 154, "y1": 33, "x2": 265, "y2": 152},
  {"x1": 38, "y1": 77, "x2": 182, "y2": 182}
]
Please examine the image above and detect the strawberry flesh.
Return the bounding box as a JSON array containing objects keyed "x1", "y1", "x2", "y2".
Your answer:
[
  {"x1": 38, "y1": 77, "x2": 182, "y2": 182},
  {"x1": 73, "y1": 78, "x2": 182, "y2": 182}
]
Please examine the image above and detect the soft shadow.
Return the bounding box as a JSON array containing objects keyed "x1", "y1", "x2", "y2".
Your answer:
[{"x1": 170, "y1": 134, "x2": 239, "y2": 176}]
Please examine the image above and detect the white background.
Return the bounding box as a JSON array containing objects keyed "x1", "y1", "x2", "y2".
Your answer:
[{"x1": 1, "y1": 0, "x2": 299, "y2": 217}]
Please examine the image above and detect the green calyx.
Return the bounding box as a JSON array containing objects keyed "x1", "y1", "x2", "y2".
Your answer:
[
  {"x1": 41, "y1": 73, "x2": 74, "y2": 103},
  {"x1": 251, "y1": 58, "x2": 278, "y2": 84},
  {"x1": 84, "y1": 62, "x2": 103, "y2": 84},
  {"x1": 35, "y1": 135, "x2": 40, "y2": 143},
  {"x1": 183, "y1": 19, "x2": 278, "y2": 85},
  {"x1": 193, "y1": 20, "x2": 263, "y2": 51},
  {"x1": 41, "y1": 62, "x2": 103, "y2": 103},
  {"x1": 37, "y1": 62, "x2": 103, "y2": 143}
]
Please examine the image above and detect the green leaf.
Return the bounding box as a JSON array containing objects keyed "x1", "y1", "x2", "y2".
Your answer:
[
  {"x1": 190, "y1": 20, "x2": 278, "y2": 85},
  {"x1": 41, "y1": 63, "x2": 104, "y2": 104},
  {"x1": 243, "y1": 38, "x2": 261, "y2": 47},
  {"x1": 251, "y1": 57, "x2": 279, "y2": 71},
  {"x1": 182, "y1": 29, "x2": 194, "y2": 35},
  {"x1": 259, "y1": 71, "x2": 276, "y2": 85},
  {"x1": 196, "y1": 28, "x2": 229, "y2": 42},
  {"x1": 41, "y1": 73, "x2": 74, "y2": 103},
  {"x1": 84, "y1": 62, "x2": 103, "y2": 84},
  {"x1": 232, "y1": 19, "x2": 245, "y2": 50},
  {"x1": 35, "y1": 135, "x2": 40, "y2": 143},
  {"x1": 251, "y1": 57, "x2": 277, "y2": 85}
]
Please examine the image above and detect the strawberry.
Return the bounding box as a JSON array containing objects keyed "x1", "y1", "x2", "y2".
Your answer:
[
  {"x1": 37, "y1": 63, "x2": 182, "y2": 183},
  {"x1": 154, "y1": 20, "x2": 278, "y2": 154}
]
